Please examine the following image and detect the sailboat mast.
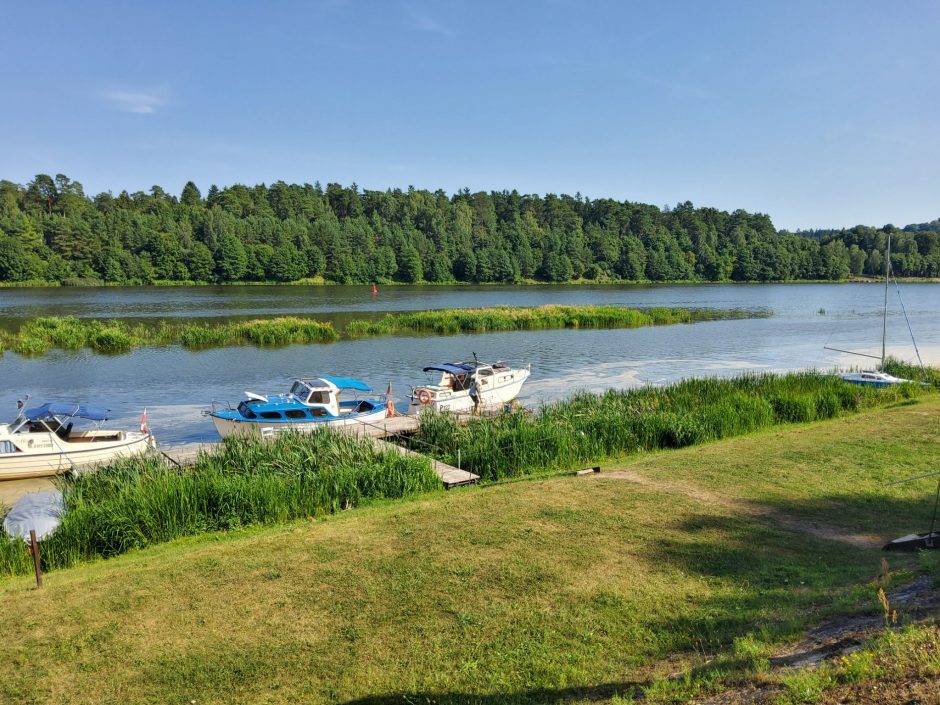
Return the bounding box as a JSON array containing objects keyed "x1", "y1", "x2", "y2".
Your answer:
[{"x1": 881, "y1": 233, "x2": 891, "y2": 369}]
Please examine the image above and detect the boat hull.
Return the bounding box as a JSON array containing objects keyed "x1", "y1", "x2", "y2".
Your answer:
[
  {"x1": 840, "y1": 372, "x2": 908, "y2": 388},
  {"x1": 0, "y1": 433, "x2": 154, "y2": 481},
  {"x1": 212, "y1": 406, "x2": 389, "y2": 439}
]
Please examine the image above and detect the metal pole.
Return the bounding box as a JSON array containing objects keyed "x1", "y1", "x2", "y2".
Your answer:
[
  {"x1": 457, "y1": 448, "x2": 461, "y2": 472},
  {"x1": 882, "y1": 234, "x2": 891, "y2": 369},
  {"x1": 928, "y1": 478, "x2": 940, "y2": 546},
  {"x1": 29, "y1": 529, "x2": 43, "y2": 588}
]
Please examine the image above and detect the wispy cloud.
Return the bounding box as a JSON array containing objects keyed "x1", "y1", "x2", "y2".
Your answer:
[
  {"x1": 102, "y1": 88, "x2": 167, "y2": 114},
  {"x1": 404, "y1": 4, "x2": 454, "y2": 36}
]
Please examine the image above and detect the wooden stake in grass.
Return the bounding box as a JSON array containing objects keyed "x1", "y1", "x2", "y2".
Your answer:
[{"x1": 29, "y1": 529, "x2": 42, "y2": 588}]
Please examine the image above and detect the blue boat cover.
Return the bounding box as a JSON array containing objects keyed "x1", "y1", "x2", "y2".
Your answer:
[
  {"x1": 422, "y1": 364, "x2": 474, "y2": 376},
  {"x1": 319, "y1": 376, "x2": 372, "y2": 392},
  {"x1": 24, "y1": 402, "x2": 110, "y2": 421}
]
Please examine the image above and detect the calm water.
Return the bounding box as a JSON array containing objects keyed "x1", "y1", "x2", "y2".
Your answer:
[{"x1": 1, "y1": 283, "x2": 938, "y2": 445}]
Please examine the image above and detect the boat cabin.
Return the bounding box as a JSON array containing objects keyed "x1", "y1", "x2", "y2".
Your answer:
[{"x1": 233, "y1": 377, "x2": 376, "y2": 422}]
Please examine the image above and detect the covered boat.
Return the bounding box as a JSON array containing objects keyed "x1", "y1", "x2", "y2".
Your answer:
[
  {"x1": 0, "y1": 401, "x2": 155, "y2": 480},
  {"x1": 409, "y1": 359, "x2": 530, "y2": 414},
  {"x1": 209, "y1": 376, "x2": 388, "y2": 439}
]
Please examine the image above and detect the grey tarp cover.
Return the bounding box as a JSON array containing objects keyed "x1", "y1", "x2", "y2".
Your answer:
[{"x1": 2, "y1": 490, "x2": 65, "y2": 540}]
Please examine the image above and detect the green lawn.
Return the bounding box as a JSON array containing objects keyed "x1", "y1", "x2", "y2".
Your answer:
[{"x1": 1, "y1": 399, "x2": 938, "y2": 705}]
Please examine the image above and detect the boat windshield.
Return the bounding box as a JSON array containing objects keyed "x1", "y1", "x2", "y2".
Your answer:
[{"x1": 289, "y1": 381, "x2": 311, "y2": 399}]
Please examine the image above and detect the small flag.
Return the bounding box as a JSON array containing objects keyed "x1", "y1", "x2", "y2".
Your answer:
[
  {"x1": 140, "y1": 409, "x2": 148, "y2": 434},
  {"x1": 371, "y1": 283, "x2": 378, "y2": 295},
  {"x1": 386, "y1": 382, "x2": 393, "y2": 396}
]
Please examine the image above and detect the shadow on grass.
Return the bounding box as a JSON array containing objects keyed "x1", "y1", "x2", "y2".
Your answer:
[{"x1": 339, "y1": 682, "x2": 645, "y2": 704}]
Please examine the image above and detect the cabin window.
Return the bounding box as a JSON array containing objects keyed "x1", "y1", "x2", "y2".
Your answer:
[
  {"x1": 285, "y1": 410, "x2": 307, "y2": 419},
  {"x1": 260, "y1": 411, "x2": 283, "y2": 419},
  {"x1": 310, "y1": 407, "x2": 328, "y2": 417},
  {"x1": 309, "y1": 391, "x2": 327, "y2": 403},
  {"x1": 0, "y1": 440, "x2": 18, "y2": 454},
  {"x1": 237, "y1": 402, "x2": 257, "y2": 419},
  {"x1": 478, "y1": 369, "x2": 493, "y2": 376},
  {"x1": 290, "y1": 382, "x2": 310, "y2": 398}
]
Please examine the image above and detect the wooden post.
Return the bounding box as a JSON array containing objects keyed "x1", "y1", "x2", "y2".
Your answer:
[{"x1": 29, "y1": 529, "x2": 43, "y2": 588}]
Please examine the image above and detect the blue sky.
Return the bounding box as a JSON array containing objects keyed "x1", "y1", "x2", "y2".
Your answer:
[{"x1": 1, "y1": 0, "x2": 938, "y2": 230}]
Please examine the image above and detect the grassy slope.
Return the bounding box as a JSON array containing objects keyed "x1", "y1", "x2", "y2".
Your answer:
[{"x1": 2, "y1": 400, "x2": 939, "y2": 705}]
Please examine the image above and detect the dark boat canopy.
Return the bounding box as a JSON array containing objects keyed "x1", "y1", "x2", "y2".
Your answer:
[
  {"x1": 422, "y1": 364, "x2": 474, "y2": 376},
  {"x1": 24, "y1": 402, "x2": 110, "y2": 422}
]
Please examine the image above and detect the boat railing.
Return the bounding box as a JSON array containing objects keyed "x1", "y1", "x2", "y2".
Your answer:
[{"x1": 204, "y1": 400, "x2": 235, "y2": 415}]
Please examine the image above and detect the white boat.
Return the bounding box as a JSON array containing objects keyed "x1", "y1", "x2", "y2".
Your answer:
[
  {"x1": 0, "y1": 401, "x2": 155, "y2": 481},
  {"x1": 409, "y1": 359, "x2": 531, "y2": 414},
  {"x1": 826, "y1": 234, "x2": 921, "y2": 388},
  {"x1": 209, "y1": 376, "x2": 389, "y2": 439}
]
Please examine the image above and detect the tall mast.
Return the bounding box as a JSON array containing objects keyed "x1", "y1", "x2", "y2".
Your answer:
[{"x1": 881, "y1": 233, "x2": 891, "y2": 369}]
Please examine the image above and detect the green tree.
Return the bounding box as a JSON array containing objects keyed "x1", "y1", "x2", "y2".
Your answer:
[
  {"x1": 398, "y1": 244, "x2": 424, "y2": 283},
  {"x1": 216, "y1": 234, "x2": 248, "y2": 281}
]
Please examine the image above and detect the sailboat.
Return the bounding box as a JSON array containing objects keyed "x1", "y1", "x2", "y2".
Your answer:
[{"x1": 825, "y1": 234, "x2": 920, "y2": 387}]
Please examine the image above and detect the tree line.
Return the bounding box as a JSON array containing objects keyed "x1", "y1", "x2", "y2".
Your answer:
[{"x1": 1, "y1": 174, "x2": 938, "y2": 285}]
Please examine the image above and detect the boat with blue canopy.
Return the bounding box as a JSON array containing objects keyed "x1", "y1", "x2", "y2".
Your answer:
[
  {"x1": 209, "y1": 376, "x2": 389, "y2": 439},
  {"x1": 0, "y1": 398, "x2": 155, "y2": 480}
]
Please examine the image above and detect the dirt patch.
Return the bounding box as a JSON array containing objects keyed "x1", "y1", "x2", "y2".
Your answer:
[
  {"x1": 595, "y1": 470, "x2": 881, "y2": 549},
  {"x1": 771, "y1": 576, "x2": 940, "y2": 668}
]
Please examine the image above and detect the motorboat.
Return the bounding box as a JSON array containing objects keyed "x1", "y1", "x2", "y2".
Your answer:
[
  {"x1": 409, "y1": 359, "x2": 530, "y2": 414},
  {"x1": 209, "y1": 376, "x2": 389, "y2": 439},
  {"x1": 0, "y1": 401, "x2": 155, "y2": 481}
]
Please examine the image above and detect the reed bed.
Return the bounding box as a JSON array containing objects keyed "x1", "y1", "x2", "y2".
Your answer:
[
  {"x1": 0, "y1": 315, "x2": 339, "y2": 355},
  {"x1": 0, "y1": 429, "x2": 440, "y2": 576},
  {"x1": 343, "y1": 305, "x2": 764, "y2": 337},
  {"x1": 0, "y1": 306, "x2": 764, "y2": 356},
  {"x1": 413, "y1": 371, "x2": 925, "y2": 481}
]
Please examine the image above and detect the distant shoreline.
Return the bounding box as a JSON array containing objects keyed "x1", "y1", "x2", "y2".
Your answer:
[{"x1": 2, "y1": 277, "x2": 938, "y2": 289}]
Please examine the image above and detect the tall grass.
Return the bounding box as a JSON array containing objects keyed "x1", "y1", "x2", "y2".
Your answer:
[
  {"x1": 413, "y1": 371, "x2": 924, "y2": 481},
  {"x1": 344, "y1": 305, "x2": 765, "y2": 337},
  {"x1": 1, "y1": 315, "x2": 339, "y2": 356},
  {"x1": 0, "y1": 430, "x2": 440, "y2": 576},
  {"x1": 0, "y1": 306, "x2": 764, "y2": 356}
]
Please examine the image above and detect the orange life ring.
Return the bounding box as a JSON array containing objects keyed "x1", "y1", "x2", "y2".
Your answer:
[{"x1": 416, "y1": 388, "x2": 432, "y2": 405}]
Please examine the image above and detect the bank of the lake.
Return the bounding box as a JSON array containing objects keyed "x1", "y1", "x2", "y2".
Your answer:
[
  {"x1": 0, "y1": 305, "x2": 766, "y2": 356},
  {"x1": 3, "y1": 365, "x2": 935, "y2": 577},
  {"x1": 1, "y1": 397, "x2": 938, "y2": 704}
]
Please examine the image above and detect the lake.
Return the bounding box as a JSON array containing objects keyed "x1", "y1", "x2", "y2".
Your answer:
[{"x1": 1, "y1": 283, "x2": 938, "y2": 446}]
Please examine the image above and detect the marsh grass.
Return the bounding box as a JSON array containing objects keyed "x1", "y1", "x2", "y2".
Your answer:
[
  {"x1": 344, "y1": 304, "x2": 765, "y2": 337},
  {"x1": 0, "y1": 306, "x2": 764, "y2": 356},
  {"x1": 0, "y1": 429, "x2": 439, "y2": 576},
  {"x1": 414, "y1": 371, "x2": 922, "y2": 481}
]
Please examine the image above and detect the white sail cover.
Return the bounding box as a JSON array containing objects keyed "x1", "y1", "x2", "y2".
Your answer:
[{"x1": 2, "y1": 490, "x2": 65, "y2": 540}]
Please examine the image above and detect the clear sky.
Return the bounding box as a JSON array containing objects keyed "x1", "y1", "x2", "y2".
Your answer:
[{"x1": 1, "y1": 0, "x2": 938, "y2": 230}]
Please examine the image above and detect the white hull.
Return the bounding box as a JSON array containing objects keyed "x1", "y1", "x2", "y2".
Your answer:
[
  {"x1": 0, "y1": 433, "x2": 153, "y2": 481},
  {"x1": 411, "y1": 369, "x2": 530, "y2": 414},
  {"x1": 212, "y1": 408, "x2": 389, "y2": 439}
]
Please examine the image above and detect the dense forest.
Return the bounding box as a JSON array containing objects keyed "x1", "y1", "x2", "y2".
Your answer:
[{"x1": 1, "y1": 174, "x2": 938, "y2": 285}]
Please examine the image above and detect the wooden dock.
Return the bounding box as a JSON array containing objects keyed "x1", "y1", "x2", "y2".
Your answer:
[
  {"x1": 158, "y1": 413, "x2": 480, "y2": 489},
  {"x1": 367, "y1": 438, "x2": 479, "y2": 488}
]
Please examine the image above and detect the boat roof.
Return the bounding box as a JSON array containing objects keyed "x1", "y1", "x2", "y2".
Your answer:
[
  {"x1": 423, "y1": 363, "x2": 475, "y2": 376},
  {"x1": 299, "y1": 376, "x2": 372, "y2": 392},
  {"x1": 24, "y1": 402, "x2": 110, "y2": 422}
]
